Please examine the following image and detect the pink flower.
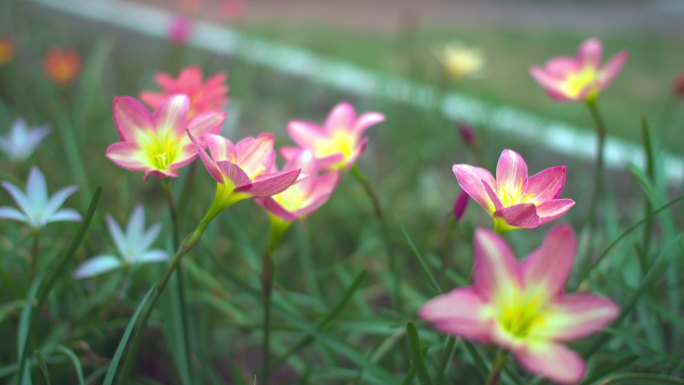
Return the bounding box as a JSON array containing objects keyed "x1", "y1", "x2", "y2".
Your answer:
[
  {"x1": 420, "y1": 225, "x2": 618, "y2": 385},
  {"x1": 106, "y1": 95, "x2": 225, "y2": 180},
  {"x1": 452, "y1": 149, "x2": 574, "y2": 233},
  {"x1": 140, "y1": 66, "x2": 229, "y2": 118},
  {"x1": 281, "y1": 102, "x2": 385, "y2": 171},
  {"x1": 168, "y1": 16, "x2": 193, "y2": 46},
  {"x1": 452, "y1": 190, "x2": 469, "y2": 221},
  {"x1": 256, "y1": 150, "x2": 339, "y2": 222},
  {"x1": 530, "y1": 38, "x2": 628, "y2": 102},
  {"x1": 190, "y1": 132, "x2": 301, "y2": 210}
]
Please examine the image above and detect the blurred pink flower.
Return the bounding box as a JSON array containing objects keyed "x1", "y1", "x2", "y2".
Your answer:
[
  {"x1": 452, "y1": 149, "x2": 574, "y2": 233},
  {"x1": 256, "y1": 150, "x2": 339, "y2": 222},
  {"x1": 140, "y1": 65, "x2": 229, "y2": 118},
  {"x1": 452, "y1": 190, "x2": 469, "y2": 221},
  {"x1": 530, "y1": 38, "x2": 628, "y2": 102},
  {"x1": 281, "y1": 102, "x2": 385, "y2": 171},
  {"x1": 190, "y1": 132, "x2": 300, "y2": 210},
  {"x1": 218, "y1": 0, "x2": 246, "y2": 21},
  {"x1": 674, "y1": 71, "x2": 684, "y2": 99},
  {"x1": 106, "y1": 95, "x2": 225, "y2": 180},
  {"x1": 168, "y1": 16, "x2": 193, "y2": 46},
  {"x1": 420, "y1": 225, "x2": 618, "y2": 385}
]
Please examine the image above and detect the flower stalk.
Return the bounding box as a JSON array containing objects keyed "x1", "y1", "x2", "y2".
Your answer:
[
  {"x1": 484, "y1": 351, "x2": 508, "y2": 385},
  {"x1": 586, "y1": 99, "x2": 606, "y2": 229}
]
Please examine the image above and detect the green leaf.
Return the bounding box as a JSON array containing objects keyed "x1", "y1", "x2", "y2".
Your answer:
[
  {"x1": 406, "y1": 322, "x2": 434, "y2": 385},
  {"x1": 600, "y1": 374, "x2": 684, "y2": 384},
  {"x1": 34, "y1": 351, "x2": 50, "y2": 385},
  {"x1": 55, "y1": 346, "x2": 85, "y2": 385}
]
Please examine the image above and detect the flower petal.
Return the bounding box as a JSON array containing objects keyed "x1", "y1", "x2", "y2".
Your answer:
[
  {"x1": 155, "y1": 94, "x2": 190, "y2": 137},
  {"x1": 493, "y1": 203, "x2": 541, "y2": 229},
  {"x1": 525, "y1": 166, "x2": 566, "y2": 203},
  {"x1": 135, "y1": 250, "x2": 168, "y2": 264},
  {"x1": 473, "y1": 228, "x2": 522, "y2": 302},
  {"x1": 536, "y1": 199, "x2": 575, "y2": 224},
  {"x1": 106, "y1": 142, "x2": 150, "y2": 172},
  {"x1": 452, "y1": 164, "x2": 496, "y2": 213},
  {"x1": 74, "y1": 254, "x2": 122, "y2": 279},
  {"x1": 287, "y1": 120, "x2": 326, "y2": 148},
  {"x1": 419, "y1": 287, "x2": 494, "y2": 343},
  {"x1": 514, "y1": 342, "x2": 586, "y2": 385},
  {"x1": 324, "y1": 102, "x2": 355, "y2": 132},
  {"x1": 188, "y1": 132, "x2": 223, "y2": 183},
  {"x1": 113, "y1": 96, "x2": 154, "y2": 141},
  {"x1": 598, "y1": 50, "x2": 629, "y2": 88},
  {"x1": 521, "y1": 224, "x2": 576, "y2": 296},
  {"x1": 256, "y1": 197, "x2": 298, "y2": 222},
  {"x1": 234, "y1": 133, "x2": 276, "y2": 179},
  {"x1": 139, "y1": 91, "x2": 166, "y2": 110},
  {"x1": 187, "y1": 111, "x2": 226, "y2": 138},
  {"x1": 0, "y1": 206, "x2": 28, "y2": 222},
  {"x1": 27, "y1": 167, "x2": 48, "y2": 207},
  {"x1": 139, "y1": 223, "x2": 162, "y2": 252},
  {"x1": 126, "y1": 205, "x2": 146, "y2": 243},
  {"x1": 495, "y1": 149, "x2": 528, "y2": 193},
  {"x1": 44, "y1": 185, "x2": 78, "y2": 217},
  {"x1": 217, "y1": 161, "x2": 251, "y2": 188},
  {"x1": 48, "y1": 209, "x2": 82, "y2": 223},
  {"x1": 1, "y1": 181, "x2": 32, "y2": 216},
  {"x1": 578, "y1": 38, "x2": 602, "y2": 68},
  {"x1": 530, "y1": 67, "x2": 564, "y2": 94},
  {"x1": 352, "y1": 111, "x2": 385, "y2": 135},
  {"x1": 106, "y1": 214, "x2": 127, "y2": 257},
  {"x1": 235, "y1": 169, "x2": 301, "y2": 197},
  {"x1": 532, "y1": 294, "x2": 618, "y2": 342}
]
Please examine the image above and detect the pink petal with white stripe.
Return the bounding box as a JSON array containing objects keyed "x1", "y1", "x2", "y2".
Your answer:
[
  {"x1": 188, "y1": 131, "x2": 223, "y2": 182},
  {"x1": 352, "y1": 112, "x2": 385, "y2": 135},
  {"x1": 113, "y1": 97, "x2": 154, "y2": 141},
  {"x1": 323, "y1": 102, "x2": 355, "y2": 132},
  {"x1": 493, "y1": 203, "x2": 540, "y2": 229},
  {"x1": 514, "y1": 342, "x2": 586, "y2": 385},
  {"x1": 216, "y1": 160, "x2": 251, "y2": 188},
  {"x1": 188, "y1": 111, "x2": 226, "y2": 138},
  {"x1": 473, "y1": 228, "x2": 522, "y2": 302},
  {"x1": 496, "y1": 149, "x2": 528, "y2": 192},
  {"x1": 532, "y1": 294, "x2": 618, "y2": 342},
  {"x1": 521, "y1": 224, "x2": 576, "y2": 296},
  {"x1": 599, "y1": 50, "x2": 629, "y2": 87},
  {"x1": 537, "y1": 199, "x2": 575, "y2": 223},
  {"x1": 154, "y1": 94, "x2": 189, "y2": 136},
  {"x1": 452, "y1": 164, "x2": 496, "y2": 212},
  {"x1": 525, "y1": 166, "x2": 566, "y2": 202},
  {"x1": 287, "y1": 120, "x2": 326, "y2": 149},
  {"x1": 419, "y1": 288, "x2": 494, "y2": 343},
  {"x1": 106, "y1": 142, "x2": 148, "y2": 172},
  {"x1": 577, "y1": 38, "x2": 602, "y2": 68},
  {"x1": 235, "y1": 169, "x2": 300, "y2": 197},
  {"x1": 234, "y1": 133, "x2": 276, "y2": 179}
]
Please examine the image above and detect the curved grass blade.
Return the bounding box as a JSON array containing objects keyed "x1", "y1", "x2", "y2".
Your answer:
[
  {"x1": 396, "y1": 215, "x2": 441, "y2": 295},
  {"x1": 34, "y1": 351, "x2": 50, "y2": 385},
  {"x1": 406, "y1": 322, "x2": 435, "y2": 385},
  {"x1": 600, "y1": 374, "x2": 684, "y2": 384},
  {"x1": 55, "y1": 346, "x2": 85, "y2": 385},
  {"x1": 102, "y1": 285, "x2": 156, "y2": 385}
]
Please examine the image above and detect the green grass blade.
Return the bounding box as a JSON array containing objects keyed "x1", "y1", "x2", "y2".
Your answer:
[
  {"x1": 55, "y1": 346, "x2": 85, "y2": 385},
  {"x1": 34, "y1": 351, "x2": 50, "y2": 385},
  {"x1": 406, "y1": 322, "x2": 435, "y2": 385},
  {"x1": 600, "y1": 374, "x2": 684, "y2": 384},
  {"x1": 397, "y1": 215, "x2": 441, "y2": 295}
]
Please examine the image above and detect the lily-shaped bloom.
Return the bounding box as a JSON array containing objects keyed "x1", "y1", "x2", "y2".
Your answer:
[
  {"x1": 106, "y1": 94, "x2": 225, "y2": 180},
  {"x1": 0, "y1": 167, "x2": 80, "y2": 229},
  {"x1": 281, "y1": 102, "x2": 385, "y2": 171},
  {"x1": 140, "y1": 66, "x2": 229, "y2": 118},
  {"x1": 256, "y1": 150, "x2": 339, "y2": 223},
  {"x1": 75, "y1": 205, "x2": 167, "y2": 279},
  {"x1": 190, "y1": 132, "x2": 300, "y2": 212},
  {"x1": 420, "y1": 225, "x2": 618, "y2": 384},
  {"x1": 43, "y1": 47, "x2": 81, "y2": 86},
  {"x1": 437, "y1": 43, "x2": 485, "y2": 80},
  {"x1": 530, "y1": 38, "x2": 628, "y2": 102},
  {"x1": 453, "y1": 149, "x2": 574, "y2": 233},
  {"x1": 0, "y1": 118, "x2": 51, "y2": 162}
]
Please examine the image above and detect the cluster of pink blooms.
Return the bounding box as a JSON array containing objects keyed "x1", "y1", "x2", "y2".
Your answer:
[
  {"x1": 103, "y1": 38, "x2": 627, "y2": 384},
  {"x1": 106, "y1": 66, "x2": 384, "y2": 224}
]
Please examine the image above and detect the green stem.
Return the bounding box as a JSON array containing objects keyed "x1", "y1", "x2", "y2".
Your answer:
[
  {"x1": 115, "y1": 209, "x2": 218, "y2": 385},
  {"x1": 484, "y1": 351, "x2": 508, "y2": 385},
  {"x1": 586, "y1": 100, "x2": 607, "y2": 229},
  {"x1": 30, "y1": 228, "x2": 42, "y2": 279},
  {"x1": 261, "y1": 218, "x2": 289, "y2": 385},
  {"x1": 349, "y1": 165, "x2": 400, "y2": 311},
  {"x1": 161, "y1": 179, "x2": 193, "y2": 385}
]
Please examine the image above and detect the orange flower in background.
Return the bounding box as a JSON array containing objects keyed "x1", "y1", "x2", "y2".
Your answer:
[
  {"x1": 43, "y1": 47, "x2": 81, "y2": 86},
  {"x1": 140, "y1": 66, "x2": 229, "y2": 118},
  {"x1": 0, "y1": 36, "x2": 16, "y2": 65},
  {"x1": 674, "y1": 71, "x2": 684, "y2": 99}
]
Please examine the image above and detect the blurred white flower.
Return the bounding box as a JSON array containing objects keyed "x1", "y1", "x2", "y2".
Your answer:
[
  {"x1": 437, "y1": 43, "x2": 485, "y2": 80},
  {"x1": 0, "y1": 118, "x2": 51, "y2": 162},
  {"x1": 0, "y1": 167, "x2": 80, "y2": 229},
  {"x1": 75, "y1": 205, "x2": 167, "y2": 279}
]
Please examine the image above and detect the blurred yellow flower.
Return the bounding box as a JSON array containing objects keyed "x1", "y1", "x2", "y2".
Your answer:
[{"x1": 437, "y1": 43, "x2": 484, "y2": 80}]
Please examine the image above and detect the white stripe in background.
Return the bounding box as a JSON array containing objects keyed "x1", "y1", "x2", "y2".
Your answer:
[{"x1": 31, "y1": 0, "x2": 684, "y2": 182}]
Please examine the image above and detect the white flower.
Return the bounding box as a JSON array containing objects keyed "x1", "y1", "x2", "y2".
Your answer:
[
  {"x1": 0, "y1": 118, "x2": 51, "y2": 162},
  {"x1": 74, "y1": 205, "x2": 167, "y2": 279},
  {"x1": 0, "y1": 167, "x2": 81, "y2": 229}
]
